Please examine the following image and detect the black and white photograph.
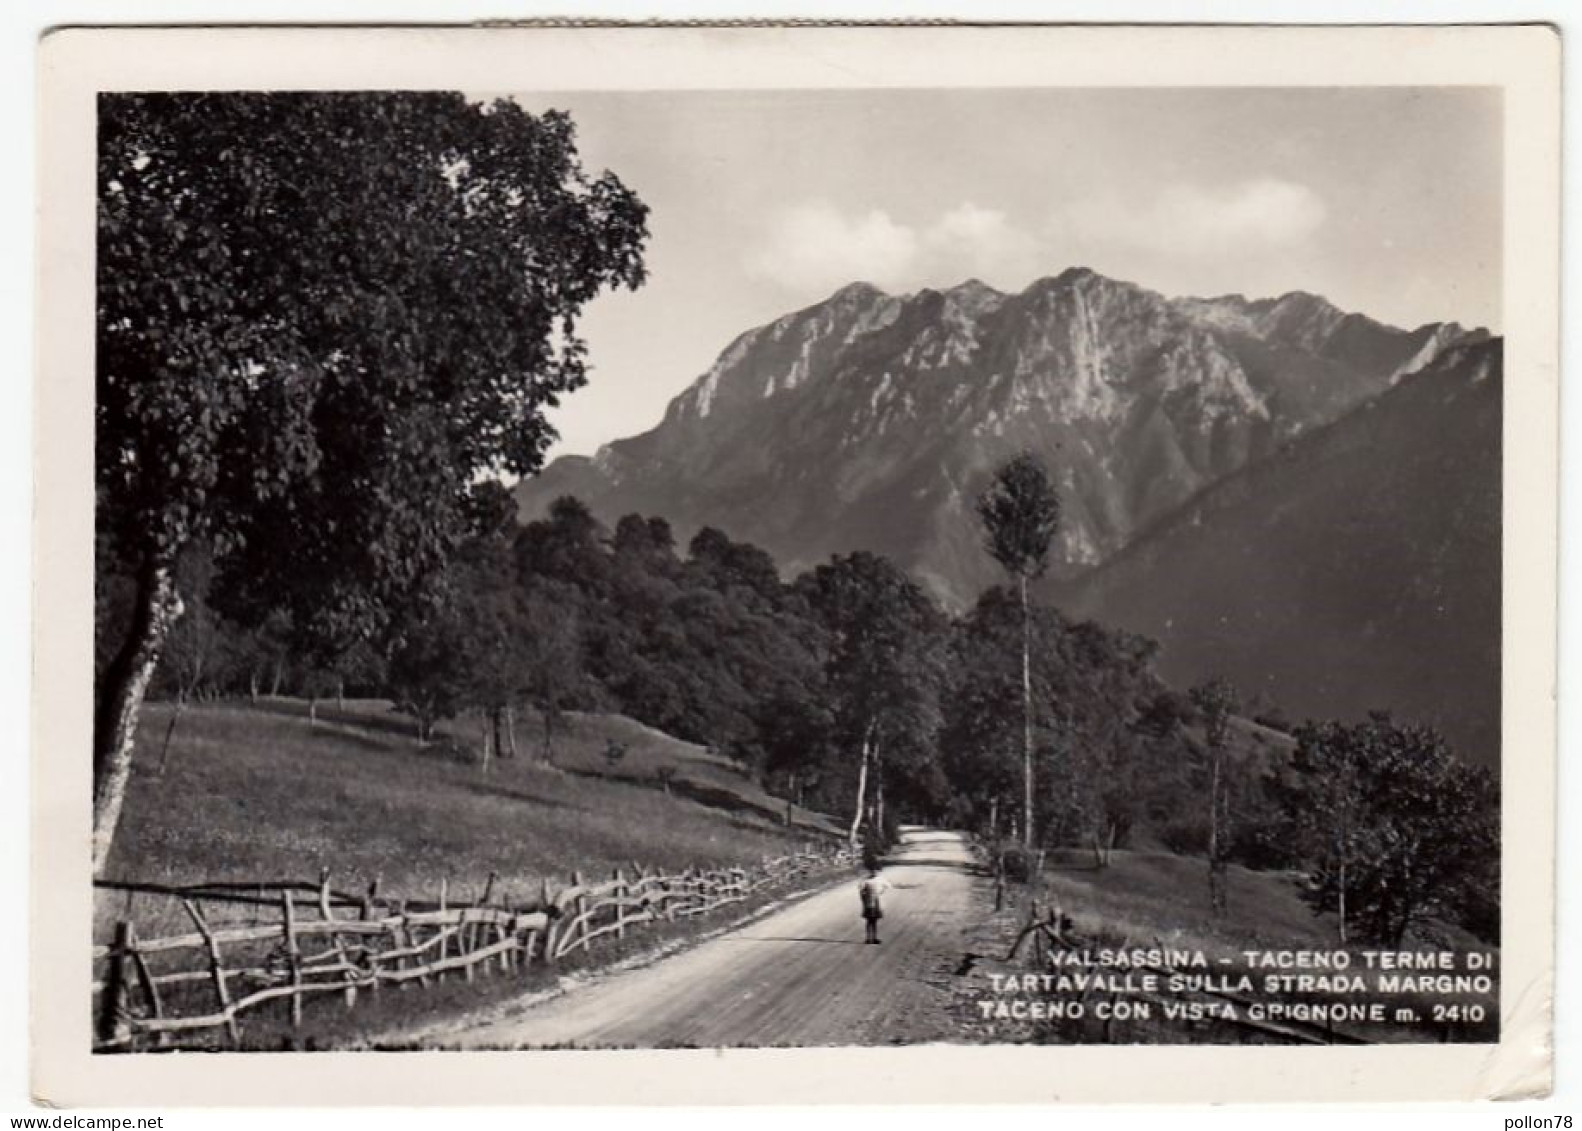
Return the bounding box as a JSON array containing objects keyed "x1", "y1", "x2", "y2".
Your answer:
[{"x1": 30, "y1": 24, "x2": 1562, "y2": 1106}]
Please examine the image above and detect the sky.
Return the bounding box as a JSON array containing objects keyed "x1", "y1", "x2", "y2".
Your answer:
[{"x1": 498, "y1": 87, "x2": 1503, "y2": 460}]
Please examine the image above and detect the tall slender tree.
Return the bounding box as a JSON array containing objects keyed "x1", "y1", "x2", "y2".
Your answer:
[
  {"x1": 1190, "y1": 675, "x2": 1240, "y2": 917},
  {"x1": 976, "y1": 453, "x2": 1061, "y2": 850}
]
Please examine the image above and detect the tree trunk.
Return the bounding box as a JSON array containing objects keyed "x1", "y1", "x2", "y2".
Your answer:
[
  {"x1": 270, "y1": 654, "x2": 284, "y2": 698},
  {"x1": 479, "y1": 715, "x2": 494, "y2": 776},
  {"x1": 541, "y1": 708, "x2": 556, "y2": 765},
  {"x1": 1019, "y1": 574, "x2": 1036, "y2": 851},
  {"x1": 156, "y1": 693, "x2": 186, "y2": 777},
  {"x1": 248, "y1": 669, "x2": 260, "y2": 704},
  {"x1": 93, "y1": 558, "x2": 183, "y2": 877},
  {"x1": 1337, "y1": 851, "x2": 1348, "y2": 945},
  {"x1": 336, "y1": 676, "x2": 345, "y2": 711},
  {"x1": 988, "y1": 795, "x2": 999, "y2": 841},
  {"x1": 504, "y1": 707, "x2": 518, "y2": 759},
  {"x1": 1208, "y1": 746, "x2": 1227, "y2": 916},
  {"x1": 848, "y1": 723, "x2": 873, "y2": 847},
  {"x1": 308, "y1": 695, "x2": 319, "y2": 728}
]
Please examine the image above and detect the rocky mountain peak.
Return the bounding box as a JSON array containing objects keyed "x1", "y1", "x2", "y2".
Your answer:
[
  {"x1": 940, "y1": 278, "x2": 1006, "y2": 319},
  {"x1": 829, "y1": 280, "x2": 889, "y2": 306},
  {"x1": 520, "y1": 267, "x2": 1483, "y2": 607}
]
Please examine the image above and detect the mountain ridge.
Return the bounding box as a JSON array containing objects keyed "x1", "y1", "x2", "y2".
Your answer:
[{"x1": 519, "y1": 267, "x2": 1485, "y2": 610}]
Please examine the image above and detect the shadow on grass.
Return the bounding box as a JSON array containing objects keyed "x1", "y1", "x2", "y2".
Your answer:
[
  {"x1": 205, "y1": 697, "x2": 484, "y2": 766},
  {"x1": 560, "y1": 765, "x2": 839, "y2": 842},
  {"x1": 243, "y1": 697, "x2": 418, "y2": 740},
  {"x1": 452, "y1": 778, "x2": 582, "y2": 812}
]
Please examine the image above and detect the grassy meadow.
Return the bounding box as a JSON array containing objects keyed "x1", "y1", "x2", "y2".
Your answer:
[{"x1": 99, "y1": 697, "x2": 839, "y2": 944}]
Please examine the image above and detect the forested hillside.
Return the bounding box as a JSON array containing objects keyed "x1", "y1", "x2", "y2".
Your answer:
[{"x1": 99, "y1": 470, "x2": 1499, "y2": 949}]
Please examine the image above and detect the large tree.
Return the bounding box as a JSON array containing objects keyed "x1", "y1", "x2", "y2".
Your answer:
[
  {"x1": 976, "y1": 452, "x2": 1061, "y2": 850},
  {"x1": 800, "y1": 552, "x2": 944, "y2": 847},
  {"x1": 1282, "y1": 713, "x2": 1498, "y2": 947},
  {"x1": 94, "y1": 93, "x2": 648, "y2": 874}
]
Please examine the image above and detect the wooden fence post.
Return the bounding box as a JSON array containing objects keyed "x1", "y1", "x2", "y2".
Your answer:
[
  {"x1": 183, "y1": 899, "x2": 240, "y2": 1046},
  {"x1": 472, "y1": 872, "x2": 498, "y2": 981},
  {"x1": 97, "y1": 920, "x2": 133, "y2": 1048},
  {"x1": 399, "y1": 899, "x2": 429, "y2": 988},
  {"x1": 571, "y1": 870, "x2": 587, "y2": 955},
  {"x1": 437, "y1": 878, "x2": 451, "y2": 979},
  {"x1": 125, "y1": 923, "x2": 166, "y2": 1046},
  {"x1": 280, "y1": 891, "x2": 303, "y2": 1029},
  {"x1": 363, "y1": 879, "x2": 381, "y2": 996},
  {"x1": 541, "y1": 877, "x2": 559, "y2": 962},
  {"x1": 613, "y1": 868, "x2": 626, "y2": 941},
  {"x1": 319, "y1": 871, "x2": 357, "y2": 1010}
]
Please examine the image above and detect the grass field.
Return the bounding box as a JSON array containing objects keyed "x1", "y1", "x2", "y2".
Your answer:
[
  {"x1": 99, "y1": 697, "x2": 839, "y2": 944},
  {"x1": 1035, "y1": 850, "x2": 1339, "y2": 955}
]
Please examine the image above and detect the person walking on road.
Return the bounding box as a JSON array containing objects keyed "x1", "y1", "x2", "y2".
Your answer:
[{"x1": 858, "y1": 867, "x2": 891, "y2": 944}]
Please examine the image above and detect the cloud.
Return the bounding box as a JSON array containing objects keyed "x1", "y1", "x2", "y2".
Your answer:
[
  {"x1": 922, "y1": 203, "x2": 1041, "y2": 281},
  {"x1": 745, "y1": 200, "x2": 1041, "y2": 295},
  {"x1": 743, "y1": 202, "x2": 920, "y2": 293},
  {"x1": 1054, "y1": 178, "x2": 1327, "y2": 255},
  {"x1": 744, "y1": 181, "x2": 1324, "y2": 299}
]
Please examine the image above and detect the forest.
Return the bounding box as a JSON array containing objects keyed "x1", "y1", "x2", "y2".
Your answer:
[{"x1": 96, "y1": 476, "x2": 1500, "y2": 951}]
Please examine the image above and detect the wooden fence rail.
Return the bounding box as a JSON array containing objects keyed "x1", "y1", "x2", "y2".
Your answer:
[{"x1": 94, "y1": 844, "x2": 853, "y2": 1050}]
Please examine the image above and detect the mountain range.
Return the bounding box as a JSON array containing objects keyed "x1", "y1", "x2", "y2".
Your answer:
[{"x1": 516, "y1": 268, "x2": 1499, "y2": 762}]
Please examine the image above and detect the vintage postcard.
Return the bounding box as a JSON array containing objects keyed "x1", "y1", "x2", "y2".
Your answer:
[{"x1": 32, "y1": 23, "x2": 1560, "y2": 1105}]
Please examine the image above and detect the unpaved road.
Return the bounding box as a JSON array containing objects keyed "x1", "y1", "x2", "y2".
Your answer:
[{"x1": 433, "y1": 828, "x2": 982, "y2": 1048}]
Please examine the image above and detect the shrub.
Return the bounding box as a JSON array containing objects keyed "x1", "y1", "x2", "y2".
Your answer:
[
  {"x1": 998, "y1": 843, "x2": 1034, "y2": 884},
  {"x1": 1158, "y1": 813, "x2": 1210, "y2": 857}
]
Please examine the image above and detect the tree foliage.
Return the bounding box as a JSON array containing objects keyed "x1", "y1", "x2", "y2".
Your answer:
[
  {"x1": 942, "y1": 588, "x2": 1161, "y2": 857},
  {"x1": 93, "y1": 92, "x2": 648, "y2": 872},
  {"x1": 1281, "y1": 714, "x2": 1499, "y2": 946},
  {"x1": 975, "y1": 451, "x2": 1062, "y2": 583}
]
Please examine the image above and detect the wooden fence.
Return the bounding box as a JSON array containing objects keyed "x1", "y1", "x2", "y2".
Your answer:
[{"x1": 93, "y1": 844, "x2": 853, "y2": 1050}]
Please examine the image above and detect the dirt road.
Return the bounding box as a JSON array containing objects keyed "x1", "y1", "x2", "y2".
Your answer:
[{"x1": 433, "y1": 828, "x2": 983, "y2": 1048}]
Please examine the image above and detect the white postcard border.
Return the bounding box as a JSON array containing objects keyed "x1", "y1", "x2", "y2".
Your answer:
[{"x1": 32, "y1": 23, "x2": 1562, "y2": 1105}]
